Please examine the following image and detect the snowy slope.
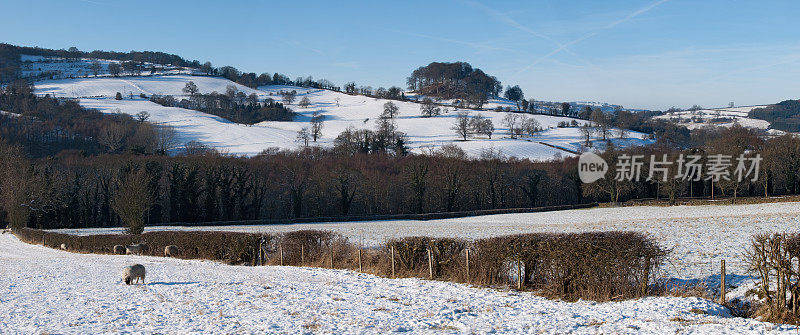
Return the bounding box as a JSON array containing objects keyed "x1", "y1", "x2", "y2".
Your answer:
[
  {"x1": 654, "y1": 106, "x2": 775, "y2": 132},
  {"x1": 33, "y1": 75, "x2": 652, "y2": 160},
  {"x1": 1, "y1": 233, "x2": 794, "y2": 334}
]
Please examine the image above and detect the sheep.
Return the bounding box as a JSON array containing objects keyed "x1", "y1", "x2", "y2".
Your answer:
[
  {"x1": 113, "y1": 245, "x2": 126, "y2": 255},
  {"x1": 126, "y1": 243, "x2": 147, "y2": 255},
  {"x1": 122, "y1": 264, "x2": 146, "y2": 285},
  {"x1": 60, "y1": 243, "x2": 67, "y2": 250},
  {"x1": 164, "y1": 245, "x2": 179, "y2": 257}
]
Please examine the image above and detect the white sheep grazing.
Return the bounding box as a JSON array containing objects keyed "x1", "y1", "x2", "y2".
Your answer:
[
  {"x1": 164, "y1": 245, "x2": 179, "y2": 257},
  {"x1": 113, "y1": 245, "x2": 126, "y2": 255},
  {"x1": 123, "y1": 264, "x2": 146, "y2": 285},
  {"x1": 60, "y1": 243, "x2": 67, "y2": 250},
  {"x1": 126, "y1": 243, "x2": 146, "y2": 255}
]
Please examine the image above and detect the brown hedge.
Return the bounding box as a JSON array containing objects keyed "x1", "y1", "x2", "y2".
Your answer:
[{"x1": 13, "y1": 228, "x2": 666, "y2": 302}]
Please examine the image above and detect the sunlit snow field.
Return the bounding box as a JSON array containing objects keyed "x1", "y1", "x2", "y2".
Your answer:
[
  {"x1": 33, "y1": 74, "x2": 652, "y2": 160},
  {"x1": 1, "y1": 229, "x2": 796, "y2": 334}
]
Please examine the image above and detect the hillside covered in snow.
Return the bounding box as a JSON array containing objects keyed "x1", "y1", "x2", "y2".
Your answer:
[{"x1": 29, "y1": 56, "x2": 652, "y2": 160}]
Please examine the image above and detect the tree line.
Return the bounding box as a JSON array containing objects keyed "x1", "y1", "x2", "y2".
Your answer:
[
  {"x1": 149, "y1": 82, "x2": 295, "y2": 124},
  {"x1": 0, "y1": 81, "x2": 173, "y2": 157},
  {"x1": 2, "y1": 117, "x2": 800, "y2": 231},
  {"x1": 749, "y1": 100, "x2": 800, "y2": 132}
]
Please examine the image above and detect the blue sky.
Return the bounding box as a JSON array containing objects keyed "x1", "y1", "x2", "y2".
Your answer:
[{"x1": 3, "y1": 0, "x2": 799, "y2": 110}]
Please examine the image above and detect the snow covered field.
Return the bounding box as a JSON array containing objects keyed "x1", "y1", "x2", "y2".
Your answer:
[
  {"x1": 59, "y1": 201, "x2": 800, "y2": 282},
  {"x1": 32, "y1": 73, "x2": 652, "y2": 160},
  {"x1": 653, "y1": 106, "x2": 776, "y2": 132},
  {"x1": 2, "y1": 232, "x2": 796, "y2": 334}
]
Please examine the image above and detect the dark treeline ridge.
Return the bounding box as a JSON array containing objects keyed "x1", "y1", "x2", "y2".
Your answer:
[
  {"x1": 2, "y1": 86, "x2": 800, "y2": 231},
  {"x1": 749, "y1": 100, "x2": 800, "y2": 132},
  {"x1": 149, "y1": 84, "x2": 295, "y2": 124},
  {"x1": 0, "y1": 81, "x2": 169, "y2": 157},
  {"x1": 14, "y1": 227, "x2": 666, "y2": 302},
  {"x1": 3, "y1": 123, "x2": 800, "y2": 231},
  {"x1": 0, "y1": 147, "x2": 584, "y2": 230}
]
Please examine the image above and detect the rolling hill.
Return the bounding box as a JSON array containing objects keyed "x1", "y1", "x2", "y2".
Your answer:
[{"x1": 29, "y1": 55, "x2": 652, "y2": 160}]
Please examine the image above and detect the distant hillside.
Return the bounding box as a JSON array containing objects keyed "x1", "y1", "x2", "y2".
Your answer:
[
  {"x1": 749, "y1": 100, "x2": 800, "y2": 132},
  {"x1": 0, "y1": 43, "x2": 202, "y2": 83}
]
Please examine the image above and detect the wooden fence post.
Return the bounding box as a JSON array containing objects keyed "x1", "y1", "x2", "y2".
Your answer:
[
  {"x1": 358, "y1": 248, "x2": 363, "y2": 273},
  {"x1": 279, "y1": 244, "x2": 284, "y2": 266},
  {"x1": 391, "y1": 245, "x2": 396, "y2": 278},
  {"x1": 301, "y1": 244, "x2": 305, "y2": 266},
  {"x1": 465, "y1": 248, "x2": 470, "y2": 284},
  {"x1": 329, "y1": 246, "x2": 334, "y2": 269},
  {"x1": 720, "y1": 259, "x2": 726, "y2": 304},
  {"x1": 427, "y1": 247, "x2": 434, "y2": 279},
  {"x1": 517, "y1": 255, "x2": 522, "y2": 290},
  {"x1": 640, "y1": 257, "x2": 650, "y2": 297}
]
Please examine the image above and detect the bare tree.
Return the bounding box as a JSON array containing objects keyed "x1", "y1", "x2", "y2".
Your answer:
[
  {"x1": 299, "y1": 96, "x2": 311, "y2": 108},
  {"x1": 580, "y1": 123, "x2": 594, "y2": 147},
  {"x1": 420, "y1": 97, "x2": 441, "y2": 117},
  {"x1": 182, "y1": 81, "x2": 199, "y2": 96},
  {"x1": 503, "y1": 113, "x2": 520, "y2": 138},
  {"x1": 296, "y1": 127, "x2": 311, "y2": 147},
  {"x1": 471, "y1": 114, "x2": 494, "y2": 139},
  {"x1": 310, "y1": 111, "x2": 324, "y2": 142},
  {"x1": 452, "y1": 111, "x2": 471, "y2": 140},
  {"x1": 99, "y1": 123, "x2": 126, "y2": 152},
  {"x1": 519, "y1": 116, "x2": 541, "y2": 136},
  {"x1": 89, "y1": 61, "x2": 102, "y2": 77},
  {"x1": 108, "y1": 63, "x2": 121, "y2": 77},
  {"x1": 112, "y1": 168, "x2": 152, "y2": 235},
  {"x1": 155, "y1": 125, "x2": 178, "y2": 154},
  {"x1": 591, "y1": 110, "x2": 611, "y2": 141},
  {"x1": 281, "y1": 90, "x2": 297, "y2": 105},
  {"x1": 135, "y1": 111, "x2": 150, "y2": 123},
  {"x1": 383, "y1": 101, "x2": 399, "y2": 118}
]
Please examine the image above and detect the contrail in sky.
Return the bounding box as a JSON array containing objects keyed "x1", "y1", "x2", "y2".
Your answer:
[{"x1": 517, "y1": 0, "x2": 670, "y2": 75}]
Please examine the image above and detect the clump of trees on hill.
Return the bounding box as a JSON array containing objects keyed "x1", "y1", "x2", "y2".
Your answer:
[
  {"x1": 149, "y1": 82, "x2": 296, "y2": 124},
  {"x1": 749, "y1": 100, "x2": 800, "y2": 132},
  {"x1": 407, "y1": 62, "x2": 502, "y2": 108}
]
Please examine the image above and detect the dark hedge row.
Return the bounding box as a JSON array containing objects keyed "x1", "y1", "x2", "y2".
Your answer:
[{"x1": 15, "y1": 228, "x2": 666, "y2": 301}]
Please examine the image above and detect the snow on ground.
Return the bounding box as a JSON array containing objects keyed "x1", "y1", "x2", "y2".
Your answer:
[
  {"x1": 1, "y1": 233, "x2": 795, "y2": 334},
  {"x1": 33, "y1": 75, "x2": 652, "y2": 160},
  {"x1": 654, "y1": 106, "x2": 772, "y2": 131},
  {"x1": 59, "y1": 201, "x2": 800, "y2": 282},
  {"x1": 0, "y1": 110, "x2": 21, "y2": 118}
]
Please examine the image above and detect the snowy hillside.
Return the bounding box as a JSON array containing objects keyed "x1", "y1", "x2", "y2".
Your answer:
[
  {"x1": 20, "y1": 54, "x2": 198, "y2": 80},
  {"x1": 33, "y1": 73, "x2": 652, "y2": 160},
  {"x1": 1, "y1": 232, "x2": 795, "y2": 333},
  {"x1": 653, "y1": 105, "x2": 782, "y2": 134}
]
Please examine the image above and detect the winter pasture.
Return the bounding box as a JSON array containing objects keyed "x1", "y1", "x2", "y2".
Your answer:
[
  {"x1": 2, "y1": 220, "x2": 798, "y2": 334},
  {"x1": 31, "y1": 201, "x2": 800, "y2": 333},
  {"x1": 30, "y1": 60, "x2": 652, "y2": 160}
]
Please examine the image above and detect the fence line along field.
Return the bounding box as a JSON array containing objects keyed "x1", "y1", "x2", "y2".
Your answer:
[
  {"x1": 1, "y1": 231, "x2": 796, "y2": 334},
  {"x1": 55, "y1": 201, "x2": 800, "y2": 281}
]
